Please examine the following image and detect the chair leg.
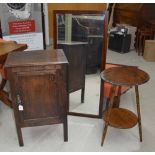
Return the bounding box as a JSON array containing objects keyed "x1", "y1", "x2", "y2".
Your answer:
[
  {"x1": 139, "y1": 35, "x2": 143, "y2": 56},
  {"x1": 135, "y1": 85, "x2": 142, "y2": 142},
  {"x1": 0, "y1": 90, "x2": 12, "y2": 107},
  {"x1": 142, "y1": 36, "x2": 146, "y2": 56},
  {"x1": 0, "y1": 78, "x2": 7, "y2": 90},
  {"x1": 101, "y1": 122, "x2": 108, "y2": 146},
  {"x1": 137, "y1": 35, "x2": 141, "y2": 56},
  {"x1": 136, "y1": 31, "x2": 140, "y2": 53}
]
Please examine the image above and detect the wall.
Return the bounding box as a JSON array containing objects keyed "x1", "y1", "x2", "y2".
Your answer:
[{"x1": 48, "y1": 3, "x2": 107, "y2": 44}]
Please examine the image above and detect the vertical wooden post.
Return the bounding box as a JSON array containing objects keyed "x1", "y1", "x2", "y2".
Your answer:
[
  {"x1": 135, "y1": 85, "x2": 142, "y2": 142},
  {"x1": 101, "y1": 85, "x2": 116, "y2": 146}
]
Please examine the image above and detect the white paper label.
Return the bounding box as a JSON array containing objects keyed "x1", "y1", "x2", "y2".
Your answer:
[
  {"x1": 3, "y1": 32, "x2": 44, "y2": 51},
  {"x1": 18, "y1": 105, "x2": 24, "y2": 111}
]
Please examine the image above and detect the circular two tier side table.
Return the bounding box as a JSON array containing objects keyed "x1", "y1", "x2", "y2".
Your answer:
[{"x1": 100, "y1": 66, "x2": 150, "y2": 146}]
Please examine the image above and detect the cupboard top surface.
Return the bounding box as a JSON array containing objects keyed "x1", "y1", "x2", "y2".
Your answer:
[{"x1": 5, "y1": 49, "x2": 68, "y2": 68}]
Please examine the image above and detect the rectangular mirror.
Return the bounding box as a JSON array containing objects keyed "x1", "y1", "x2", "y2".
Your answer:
[{"x1": 53, "y1": 10, "x2": 108, "y2": 118}]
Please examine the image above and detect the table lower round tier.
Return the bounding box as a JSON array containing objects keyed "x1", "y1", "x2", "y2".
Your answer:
[{"x1": 103, "y1": 108, "x2": 138, "y2": 129}]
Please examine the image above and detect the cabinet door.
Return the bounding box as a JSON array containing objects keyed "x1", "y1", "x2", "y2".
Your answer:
[{"x1": 15, "y1": 69, "x2": 62, "y2": 121}]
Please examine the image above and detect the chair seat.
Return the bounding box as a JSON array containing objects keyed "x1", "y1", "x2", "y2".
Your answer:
[{"x1": 0, "y1": 38, "x2": 14, "y2": 80}]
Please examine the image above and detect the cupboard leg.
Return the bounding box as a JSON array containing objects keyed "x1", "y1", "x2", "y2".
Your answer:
[
  {"x1": 81, "y1": 87, "x2": 85, "y2": 103},
  {"x1": 135, "y1": 85, "x2": 142, "y2": 142},
  {"x1": 63, "y1": 117, "x2": 68, "y2": 142},
  {"x1": 13, "y1": 106, "x2": 24, "y2": 146},
  {"x1": 16, "y1": 126, "x2": 24, "y2": 146}
]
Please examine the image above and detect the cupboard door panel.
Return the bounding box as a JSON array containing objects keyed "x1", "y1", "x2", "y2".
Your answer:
[{"x1": 16, "y1": 71, "x2": 59, "y2": 120}]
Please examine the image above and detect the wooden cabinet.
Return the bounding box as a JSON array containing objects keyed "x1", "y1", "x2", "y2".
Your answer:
[
  {"x1": 58, "y1": 41, "x2": 87, "y2": 103},
  {"x1": 5, "y1": 49, "x2": 69, "y2": 146}
]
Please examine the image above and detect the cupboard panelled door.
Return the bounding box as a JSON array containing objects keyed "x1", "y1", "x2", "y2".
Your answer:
[{"x1": 16, "y1": 70, "x2": 62, "y2": 122}]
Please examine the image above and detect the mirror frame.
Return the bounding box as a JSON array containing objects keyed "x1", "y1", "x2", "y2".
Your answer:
[{"x1": 53, "y1": 10, "x2": 108, "y2": 118}]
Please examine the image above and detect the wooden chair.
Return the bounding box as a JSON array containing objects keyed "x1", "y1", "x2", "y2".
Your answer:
[
  {"x1": 0, "y1": 39, "x2": 15, "y2": 107},
  {"x1": 0, "y1": 39, "x2": 27, "y2": 107},
  {"x1": 135, "y1": 26, "x2": 154, "y2": 56}
]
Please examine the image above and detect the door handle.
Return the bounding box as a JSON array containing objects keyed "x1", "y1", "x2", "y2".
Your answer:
[
  {"x1": 17, "y1": 94, "x2": 22, "y2": 104},
  {"x1": 16, "y1": 94, "x2": 24, "y2": 111},
  {"x1": 50, "y1": 74, "x2": 55, "y2": 81}
]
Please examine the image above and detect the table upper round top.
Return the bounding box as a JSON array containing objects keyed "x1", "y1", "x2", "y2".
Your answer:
[{"x1": 100, "y1": 66, "x2": 150, "y2": 86}]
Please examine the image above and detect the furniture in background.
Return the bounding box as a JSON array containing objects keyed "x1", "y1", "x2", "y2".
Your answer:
[
  {"x1": 135, "y1": 26, "x2": 154, "y2": 56},
  {"x1": 100, "y1": 66, "x2": 149, "y2": 146},
  {"x1": 143, "y1": 40, "x2": 155, "y2": 61},
  {"x1": 5, "y1": 49, "x2": 69, "y2": 146},
  {"x1": 0, "y1": 41, "x2": 27, "y2": 107},
  {"x1": 108, "y1": 31, "x2": 131, "y2": 53},
  {"x1": 115, "y1": 24, "x2": 137, "y2": 50},
  {"x1": 113, "y1": 4, "x2": 155, "y2": 55},
  {"x1": 145, "y1": 20, "x2": 155, "y2": 36},
  {"x1": 58, "y1": 41, "x2": 87, "y2": 103}
]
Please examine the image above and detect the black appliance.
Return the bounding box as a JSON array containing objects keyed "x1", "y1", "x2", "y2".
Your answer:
[{"x1": 108, "y1": 31, "x2": 131, "y2": 53}]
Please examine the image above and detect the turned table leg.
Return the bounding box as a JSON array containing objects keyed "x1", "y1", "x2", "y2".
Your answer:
[
  {"x1": 101, "y1": 86, "x2": 116, "y2": 146},
  {"x1": 135, "y1": 85, "x2": 142, "y2": 142}
]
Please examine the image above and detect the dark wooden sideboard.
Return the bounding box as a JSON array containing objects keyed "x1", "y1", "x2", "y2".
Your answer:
[
  {"x1": 58, "y1": 41, "x2": 87, "y2": 103},
  {"x1": 5, "y1": 49, "x2": 69, "y2": 146}
]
